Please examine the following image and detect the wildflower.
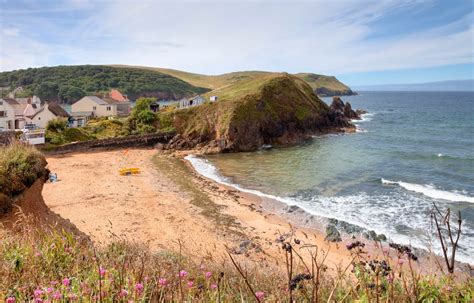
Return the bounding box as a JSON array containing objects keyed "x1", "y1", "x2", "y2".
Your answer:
[
  {"x1": 52, "y1": 292, "x2": 62, "y2": 300},
  {"x1": 187, "y1": 281, "x2": 194, "y2": 288},
  {"x1": 62, "y1": 277, "x2": 71, "y2": 287},
  {"x1": 179, "y1": 270, "x2": 188, "y2": 278},
  {"x1": 99, "y1": 267, "x2": 106, "y2": 277},
  {"x1": 255, "y1": 291, "x2": 265, "y2": 300},
  {"x1": 46, "y1": 287, "x2": 54, "y2": 294},
  {"x1": 158, "y1": 278, "x2": 168, "y2": 286},
  {"x1": 134, "y1": 283, "x2": 144, "y2": 294},
  {"x1": 6, "y1": 297, "x2": 15, "y2": 303},
  {"x1": 119, "y1": 289, "x2": 129, "y2": 297},
  {"x1": 200, "y1": 264, "x2": 205, "y2": 270},
  {"x1": 68, "y1": 294, "x2": 78, "y2": 301},
  {"x1": 50, "y1": 281, "x2": 59, "y2": 286},
  {"x1": 289, "y1": 273, "x2": 312, "y2": 290},
  {"x1": 398, "y1": 259, "x2": 405, "y2": 265},
  {"x1": 34, "y1": 251, "x2": 42, "y2": 257},
  {"x1": 205, "y1": 271, "x2": 212, "y2": 279},
  {"x1": 35, "y1": 299, "x2": 43, "y2": 303},
  {"x1": 210, "y1": 283, "x2": 218, "y2": 290},
  {"x1": 387, "y1": 276, "x2": 393, "y2": 283},
  {"x1": 34, "y1": 289, "x2": 44, "y2": 297}
]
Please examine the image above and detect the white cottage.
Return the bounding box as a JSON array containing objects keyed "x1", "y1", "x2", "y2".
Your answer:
[
  {"x1": 178, "y1": 95, "x2": 205, "y2": 109},
  {"x1": 0, "y1": 98, "x2": 16, "y2": 130},
  {"x1": 31, "y1": 103, "x2": 70, "y2": 129}
]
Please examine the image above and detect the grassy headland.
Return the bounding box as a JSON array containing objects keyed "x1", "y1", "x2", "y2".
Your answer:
[{"x1": 113, "y1": 65, "x2": 355, "y2": 96}]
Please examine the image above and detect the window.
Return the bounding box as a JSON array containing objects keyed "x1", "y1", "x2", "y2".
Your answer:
[
  {"x1": 93, "y1": 106, "x2": 97, "y2": 110},
  {"x1": 0, "y1": 111, "x2": 6, "y2": 117},
  {"x1": 38, "y1": 117, "x2": 41, "y2": 120},
  {"x1": 0, "y1": 101, "x2": 3, "y2": 105},
  {"x1": 106, "y1": 106, "x2": 111, "y2": 111}
]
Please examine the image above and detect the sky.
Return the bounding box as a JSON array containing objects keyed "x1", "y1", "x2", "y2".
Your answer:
[{"x1": 0, "y1": 0, "x2": 473, "y2": 86}]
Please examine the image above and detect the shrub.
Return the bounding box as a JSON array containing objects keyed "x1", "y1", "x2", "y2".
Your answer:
[
  {"x1": 0, "y1": 142, "x2": 48, "y2": 197},
  {"x1": 46, "y1": 118, "x2": 68, "y2": 132}
]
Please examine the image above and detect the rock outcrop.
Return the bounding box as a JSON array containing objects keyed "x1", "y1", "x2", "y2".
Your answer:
[
  {"x1": 329, "y1": 96, "x2": 366, "y2": 121},
  {"x1": 161, "y1": 74, "x2": 358, "y2": 153}
]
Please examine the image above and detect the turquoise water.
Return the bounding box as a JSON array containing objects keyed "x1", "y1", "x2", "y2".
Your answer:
[{"x1": 188, "y1": 91, "x2": 474, "y2": 264}]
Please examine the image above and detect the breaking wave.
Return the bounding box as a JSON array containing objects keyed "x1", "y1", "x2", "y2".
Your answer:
[{"x1": 381, "y1": 178, "x2": 474, "y2": 203}]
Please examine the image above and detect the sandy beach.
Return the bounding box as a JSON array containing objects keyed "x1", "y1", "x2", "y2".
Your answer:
[{"x1": 43, "y1": 148, "x2": 360, "y2": 273}]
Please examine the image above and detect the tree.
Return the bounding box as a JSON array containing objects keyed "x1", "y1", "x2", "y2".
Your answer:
[{"x1": 34, "y1": 82, "x2": 58, "y2": 101}]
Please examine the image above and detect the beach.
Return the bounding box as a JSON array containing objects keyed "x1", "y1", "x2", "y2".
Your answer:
[{"x1": 42, "y1": 148, "x2": 360, "y2": 273}]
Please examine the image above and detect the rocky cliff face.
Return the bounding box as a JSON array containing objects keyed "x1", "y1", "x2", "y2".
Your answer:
[
  {"x1": 161, "y1": 74, "x2": 357, "y2": 153},
  {"x1": 329, "y1": 96, "x2": 366, "y2": 122}
]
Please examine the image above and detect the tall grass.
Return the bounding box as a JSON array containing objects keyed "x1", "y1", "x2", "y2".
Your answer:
[{"x1": 1, "y1": 224, "x2": 472, "y2": 302}]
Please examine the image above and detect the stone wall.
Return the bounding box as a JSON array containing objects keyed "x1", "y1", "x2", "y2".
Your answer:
[{"x1": 45, "y1": 131, "x2": 176, "y2": 154}]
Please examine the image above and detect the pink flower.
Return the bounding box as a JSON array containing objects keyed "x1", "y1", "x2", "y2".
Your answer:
[
  {"x1": 46, "y1": 287, "x2": 54, "y2": 294},
  {"x1": 6, "y1": 297, "x2": 15, "y2": 303},
  {"x1": 34, "y1": 289, "x2": 44, "y2": 298},
  {"x1": 210, "y1": 283, "x2": 217, "y2": 290},
  {"x1": 135, "y1": 283, "x2": 144, "y2": 294},
  {"x1": 50, "y1": 281, "x2": 59, "y2": 286},
  {"x1": 158, "y1": 278, "x2": 168, "y2": 286},
  {"x1": 99, "y1": 267, "x2": 106, "y2": 277},
  {"x1": 35, "y1": 299, "x2": 43, "y2": 303},
  {"x1": 200, "y1": 264, "x2": 205, "y2": 270},
  {"x1": 52, "y1": 292, "x2": 62, "y2": 300},
  {"x1": 119, "y1": 289, "x2": 129, "y2": 297},
  {"x1": 68, "y1": 294, "x2": 78, "y2": 301},
  {"x1": 255, "y1": 291, "x2": 265, "y2": 300},
  {"x1": 62, "y1": 277, "x2": 71, "y2": 286},
  {"x1": 205, "y1": 271, "x2": 212, "y2": 279},
  {"x1": 34, "y1": 251, "x2": 42, "y2": 257},
  {"x1": 179, "y1": 270, "x2": 188, "y2": 278},
  {"x1": 187, "y1": 281, "x2": 194, "y2": 288},
  {"x1": 398, "y1": 259, "x2": 405, "y2": 265}
]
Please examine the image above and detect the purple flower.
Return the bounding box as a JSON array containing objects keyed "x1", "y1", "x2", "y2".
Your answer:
[
  {"x1": 179, "y1": 270, "x2": 188, "y2": 278},
  {"x1": 158, "y1": 278, "x2": 168, "y2": 286},
  {"x1": 35, "y1": 299, "x2": 43, "y2": 303},
  {"x1": 52, "y1": 292, "x2": 62, "y2": 300},
  {"x1": 205, "y1": 271, "x2": 212, "y2": 279},
  {"x1": 187, "y1": 281, "x2": 194, "y2": 288},
  {"x1": 119, "y1": 289, "x2": 129, "y2": 297},
  {"x1": 99, "y1": 267, "x2": 106, "y2": 277},
  {"x1": 62, "y1": 277, "x2": 71, "y2": 286},
  {"x1": 34, "y1": 289, "x2": 44, "y2": 298},
  {"x1": 255, "y1": 291, "x2": 265, "y2": 300},
  {"x1": 6, "y1": 297, "x2": 15, "y2": 303},
  {"x1": 135, "y1": 283, "x2": 144, "y2": 294}
]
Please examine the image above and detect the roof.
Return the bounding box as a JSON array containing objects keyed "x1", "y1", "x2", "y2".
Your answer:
[
  {"x1": 48, "y1": 103, "x2": 70, "y2": 117},
  {"x1": 109, "y1": 89, "x2": 128, "y2": 102},
  {"x1": 102, "y1": 97, "x2": 128, "y2": 105},
  {"x1": 76, "y1": 96, "x2": 108, "y2": 105},
  {"x1": 2, "y1": 98, "x2": 19, "y2": 105}
]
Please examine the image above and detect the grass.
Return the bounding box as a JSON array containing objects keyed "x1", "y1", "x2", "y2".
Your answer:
[
  {"x1": 111, "y1": 65, "x2": 353, "y2": 95},
  {"x1": 1, "y1": 222, "x2": 472, "y2": 302},
  {"x1": 0, "y1": 142, "x2": 47, "y2": 198}
]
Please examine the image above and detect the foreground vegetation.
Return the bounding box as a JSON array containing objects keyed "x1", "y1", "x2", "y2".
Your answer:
[{"x1": 1, "y1": 224, "x2": 472, "y2": 302}]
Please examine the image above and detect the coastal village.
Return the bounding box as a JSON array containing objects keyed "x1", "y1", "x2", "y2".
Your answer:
[{"x1": 0, "y1": 87, "x2": 218, "y2": 145}]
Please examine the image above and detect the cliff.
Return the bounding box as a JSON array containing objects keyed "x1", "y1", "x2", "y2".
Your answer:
[{"x1": 160, "y1": 73, "x2": 355, "y2": 153}]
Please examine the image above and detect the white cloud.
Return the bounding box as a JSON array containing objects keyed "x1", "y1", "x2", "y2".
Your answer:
[
  {"x1": 0, "y1": 0, "x2": 472, "y2": 75},
  {"x1": 2, "y1": 28, "x2": 19, "y2": 36}
]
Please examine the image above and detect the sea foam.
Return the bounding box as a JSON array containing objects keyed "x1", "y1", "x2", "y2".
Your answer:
[{"x1": 381, "y1": 178, "x2": 474, "y2": 203}]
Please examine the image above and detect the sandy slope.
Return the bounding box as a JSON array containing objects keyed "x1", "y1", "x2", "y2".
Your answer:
[{"x1": 43, "y1": 148, "x2": 360, "y2": 271}]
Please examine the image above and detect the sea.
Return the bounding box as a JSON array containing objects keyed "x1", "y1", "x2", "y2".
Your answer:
[{"x1": 186, "y1": 91, "x2": 474, "y2": 264}]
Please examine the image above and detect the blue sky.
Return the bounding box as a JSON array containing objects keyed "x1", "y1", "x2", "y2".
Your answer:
[{"x1": 0, "y1": 0, "x2": 473, "y2": 86}]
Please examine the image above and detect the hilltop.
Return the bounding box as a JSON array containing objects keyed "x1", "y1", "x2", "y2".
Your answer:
[
  {"x1": 159, "y1": 73, "x2": 354, "y2": 152},
  {"x1": 112, "y1": 65, "x2": 355, "y2": 96},
  {"x1": 0, "y1": 65, "x2": 209, "y2": 103}
]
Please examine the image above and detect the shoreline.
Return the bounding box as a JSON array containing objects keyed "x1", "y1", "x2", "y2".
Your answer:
[{"x1": 40, "y1": 147, "x2": 470, "y2": 276}]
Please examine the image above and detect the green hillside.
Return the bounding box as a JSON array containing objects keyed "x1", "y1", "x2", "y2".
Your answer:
[
  {"x1": 160, "y1": 73, "x2": 351, "y2": 152},
  {"x1": 113, "y1": 65, "x2": 354, "y2": 96},
  {"x1": 0, "y1": 65, "x2": 209, "y2": 103}
]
